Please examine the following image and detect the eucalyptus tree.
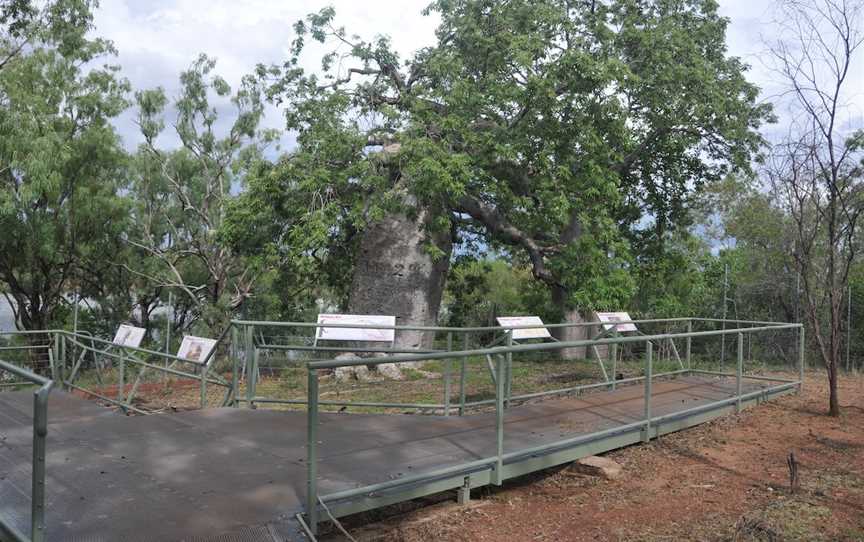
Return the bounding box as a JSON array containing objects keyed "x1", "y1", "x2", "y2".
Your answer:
[
  {"x1": 130, "y1": 55, "x2": 277, "y2": 334},
  {"x1": 0, "y1": 0, "x2": 129, "y2": 332},
  {"x1": 239, "y1": 0, "x2": 769, "y2": 348}
]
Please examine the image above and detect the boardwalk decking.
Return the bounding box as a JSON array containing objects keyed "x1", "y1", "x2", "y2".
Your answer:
[{"x1": 0, "y1": 375, "x2": 793, "y2": 541}]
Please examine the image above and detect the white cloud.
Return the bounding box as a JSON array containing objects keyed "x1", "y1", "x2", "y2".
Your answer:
[
  {"x1": 94, "y1": 0, "x2": 863, "y2": 151},
  {"x1": 94, "y1": 0, "x2": 439, "y2": 149}
]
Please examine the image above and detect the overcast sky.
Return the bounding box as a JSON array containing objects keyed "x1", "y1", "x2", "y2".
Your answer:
[{"x1": 92, "y1": 0, "x2": 860, "y2": 150}]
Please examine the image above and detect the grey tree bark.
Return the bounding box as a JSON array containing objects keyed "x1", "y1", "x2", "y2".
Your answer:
[{"x1": 347, "y1": 203, "x2": 452, "y2": 350}]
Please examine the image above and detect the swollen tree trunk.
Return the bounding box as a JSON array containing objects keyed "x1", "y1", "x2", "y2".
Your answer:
[
  {"x1": 551, "y1": 285, "x2": 591, "y2": 360},
  {"x1": 348, "y1": 204, "x2": 452, "y2": 350}
]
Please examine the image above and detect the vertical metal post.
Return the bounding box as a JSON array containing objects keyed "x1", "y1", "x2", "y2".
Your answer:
[
  {"x1": 444, "y1": 332, "x2": 452, "y2": 416},
  {"x1": 231, "y1": 325, "x2": 239, "y2": 407},
  {"x1": 686, "y1": 320, "x2": 692, "y2": 371},
  {"x1": 251, "y1": 348, "x2": 260, "y2": 409},
  {"x1": 118, "y1": 350, "x2": 125, "y2": 402},
  {"x1": 504, "y1": 331, "x2": 513, "y2": 408},
  {"x1": 49, "y1": 333, "x2": 59, "y2": 382},
  {"x1": 798, "y1": 325, "x2": 805, "y2": 392},
  {"x1": 493, "y1": 355, "x2": 505, "y2": 485},
  {"x1": 244, "y1": 325, "x2": 255, "y2": 408},
  {"x1": 457, "y1": 476, "x2": 471, "y2": 505},
  {"x1": 459, "y1": 333, "x2": 467, "y2": 416},
  {"x1": 200, "y1": 363, "x2": 209, "y2": 409},
  {"x1": 642, "y1": 341, "x2": 653, "y2": 444},
  {"x1": 31, "y1": 385, "x2": 52, "y2": 542},
  {"x1": 306, "y1": 368, "x2": 320, "y2": 535},
  {"x1": 736, "y1": 332, "x2": 743, "y2": 412},
  {"x1": 611, "y1": 329, "x2": 619, "y2": 391},
  {"x1": 165, "y1": 291, "x2": 173, "y2": 381},
  {"x1": 166, "y1": 291, "x2": 173, "y2": 355},
  {"x1": 720, "y1": 263, "x2": 729, "y2": 368}
]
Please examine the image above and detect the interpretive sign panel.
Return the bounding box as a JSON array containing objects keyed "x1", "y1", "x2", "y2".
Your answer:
[
  {"x1": 177, "y1": 335, "x2": 218, "y2": 364},
  {"x1": 112, "y1": 325, "x2": 146, "y2": 348},
  {"x1": 596, "y1": 312, "x2": 638, "y2": 333},
  {"x1": 315, "y1": 313, "x2": 396, "y2": 342},
  {"x1": 496, "y1": 316, "x2": 552, "y2": 340}
]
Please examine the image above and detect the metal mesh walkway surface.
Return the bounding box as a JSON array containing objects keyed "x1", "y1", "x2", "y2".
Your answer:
[{"x1": 0, "y1": 376, "x2": 786, "y2": 541}]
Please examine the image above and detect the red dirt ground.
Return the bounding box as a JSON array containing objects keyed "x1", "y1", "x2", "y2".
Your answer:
[{"x1": 324, "y1": 373, "x2": 864, "y2": 542}]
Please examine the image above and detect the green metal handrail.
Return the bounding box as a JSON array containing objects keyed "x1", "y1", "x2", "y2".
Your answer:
[
  {"x1": 232, "y1": 316, "x2": 793, "y2": 333},
  {"x1": 305, "y1": 323, "x2": 801, "y2": 369},
  {"x1": 0, "y1": 360, "x2": 54, "y2": 542},
  {"x1": 300, "y1": 322, "x2": 806, "y2": 535}
]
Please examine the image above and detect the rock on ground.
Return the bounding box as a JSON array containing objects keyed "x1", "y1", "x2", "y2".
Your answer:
[{"x1": 571, "y1": 455, "x2": 623, "y2": 480}]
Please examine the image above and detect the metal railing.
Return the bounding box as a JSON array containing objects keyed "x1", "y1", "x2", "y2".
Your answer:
[
  {"x1": 0, "y1": 359, "x2": 54, "y2": 542},
  {"x1": 231, "y1": 317, "x2": 803, "y2": 414},
  {"x1": 294, "y1": 319, "x2": 804, "y2": 534},
  {"x1": 0, "y1": 318, "x2": 805, "y2": 539},
  {"x1": 0, "y1": 330, "x2": 234, "y2": 412}
]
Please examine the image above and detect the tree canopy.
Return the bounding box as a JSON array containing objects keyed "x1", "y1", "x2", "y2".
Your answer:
[{"x1": 232, "y1": 0, "x2": 771, "y2": 324}]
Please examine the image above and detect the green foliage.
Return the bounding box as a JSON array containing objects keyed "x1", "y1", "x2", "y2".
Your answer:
[
  {"x1": 130, "y1": 55, "x2": 277, "y2": 334},
  {"x1": 242, "y1": 0, "x2": 769, "y2": 315},
  {"x1": 0, "y1": 0, "x2": 129, "y2": 330},
  {"x1": 443, "y1": 257, "x2": 548, "y2": 327}
]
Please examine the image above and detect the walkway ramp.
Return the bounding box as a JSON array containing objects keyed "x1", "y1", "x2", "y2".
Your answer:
[{"x1": 0, "y1": 375, "x2": 793, "y2": 541}]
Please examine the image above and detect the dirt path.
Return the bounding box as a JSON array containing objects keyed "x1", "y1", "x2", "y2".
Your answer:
[{"x1": 324, "y1": 373, "x2": 864, "y2": 541}]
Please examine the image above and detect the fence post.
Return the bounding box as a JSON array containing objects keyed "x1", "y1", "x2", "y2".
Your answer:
[
  {"x1": 611, "y1": 330, "x2": 618, "y2": 391},
  {"x1": 200, "y1": 363, "x2": 209, "y2": 409},
  {"x1": 306, "y1": 368, "x2": 320, "y2": 535},
  {"x1": 57, "y1": 333, "x2": 65, "y2": 386},
  {"x1": 686, "y1": 320, "x2": 692, "y2": 371},
  {"x1": 736, "y1": 332, "x2": 743, "y2": 412},
  {"x1": 642, "y1": 341, "x2": 653, "y2": 444},
  {"x1": 31, "y1": 384, "x2": 52, "y2": 542},
  {"x1": 231, "y1": 325, "x2": 239, "y2": 407},
  {"x1": 459, "y1": 333, "x2": 467, "y2": 416},
  {"x1": 244, "y1": 325, "x2": 255, "y2": 408},
  {"x1": 493, "y1": 354, "x2": 505, "y2": 485},
  {"x1": 444, "y1": 332, "x2": 452, "y2": 416},
  {"x1": 504, "y1": 331, "x2": 513, "y2": 408},
  {"x1": 118, "y1": 350, "x2": 125, "y2": 403},
  {"x1": 48, "y1": 333, "x2": 58, "y2": 382},
  {"x1": 798, "y1": 325, "x2": 805, "y2": 393}
]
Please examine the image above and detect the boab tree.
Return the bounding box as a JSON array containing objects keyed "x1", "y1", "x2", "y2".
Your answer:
[{"x1": 237, "y1": 0, "x2": 769, "y2": 348}]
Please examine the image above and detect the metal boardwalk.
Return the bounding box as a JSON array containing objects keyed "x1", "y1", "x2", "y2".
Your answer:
[{"x1": 0, "y1": 375, "x2": 793, "y2": 541}]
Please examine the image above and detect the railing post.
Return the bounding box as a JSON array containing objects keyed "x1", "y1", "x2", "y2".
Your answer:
[
  {"x1": 798, "y1": 324, "x2": 805, "y2": 392},
  {"x1": 504, "y1": 331, "x2": 513, "y2": 408},
  {"x1": 118, "y1": 350, "x2": 125, "y2": 403},
  {"x1": 686, "y1": 320, "x2": 692, "y2": 371},
  {"x1": 306, "y1": 368, "x2": 320, "y2": 535},
  {"x1": 200, "y1": 363, "x2": 209, "y2": 409},
  {"x1": 231, "y1": 325, "x2": 240, "y2": 407},
  {"x1": 493, "y1": 354, "x2": 505, "y2": 485},
  {"x1": 736, "y1": 332, "x2": 743, "y2": 412},
  {"x1": 642, "y1": 341, "x2": 653, "y2": 444},
  {"x1": 444, "y1": 332, "x2": 452, "y2": 416},
  {"x1": 611, "y1": 330, "x2": 618, "y2": 391},
  {"x1": 244, "y1": 325, "x2": 255, "y2": 408},
  {"x1": 49, "y1": 333, "x2": 58, "y2": 382},
  {"x1": 57, "y1": 333, "x2": 65, "y2": 386},
  {"x1": 459, "y1": 332, "x2": 467, "y2": 416},
  {"x1": 31, "y1": 384, "x2": 52, "y2": 542}
]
